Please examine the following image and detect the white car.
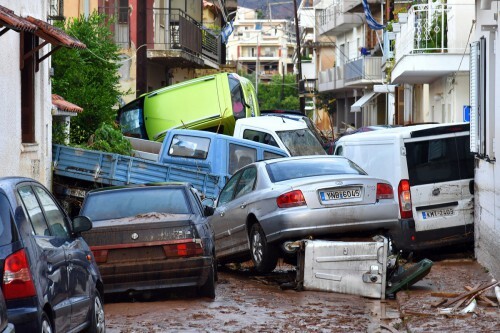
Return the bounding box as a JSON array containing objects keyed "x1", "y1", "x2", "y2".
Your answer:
[{"x1": 209, "y1": 156, "x2": 399, "y2": 273}]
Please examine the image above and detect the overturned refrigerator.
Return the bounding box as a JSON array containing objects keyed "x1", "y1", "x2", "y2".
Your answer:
[{"x1": 294, "y1": 236, "x2": 433, "y2": 299}]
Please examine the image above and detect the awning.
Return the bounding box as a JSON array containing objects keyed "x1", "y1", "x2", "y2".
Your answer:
[
  {"x1": 52, "y1": 94, "x2": 83, "y2": 115},
  {"x1": 26, "y1": 16, "x2": 86, "y2": 50},
  {"x1": 0, "y1": 5, "x2": 37, "y2": 35},
  {"x1": 351, "y1": 91, "x2": 380, "y2": 112}
]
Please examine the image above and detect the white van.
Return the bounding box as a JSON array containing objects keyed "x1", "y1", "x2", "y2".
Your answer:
[
  {"x1": 333, "y1": 123, "x2": 474, "y2": 251},
  {"x1": 233, "y1": 115, "x2": 326, "y2": 156}
]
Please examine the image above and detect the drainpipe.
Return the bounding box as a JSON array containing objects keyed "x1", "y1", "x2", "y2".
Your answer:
[{"x1": 84, "y1": 0, "x2": 89, "y2": 18}]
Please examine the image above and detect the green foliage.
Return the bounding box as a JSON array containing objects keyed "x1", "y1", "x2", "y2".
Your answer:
[
  {"x1": 257, "y1": 74, "x2": 299, "y2": 110},
  {"x1": 52, "y1": 121, "x2": 68, "y2": 145},
  {"x1": 52, "y1": 11, "x2": 124, "y2": 145},
  {"x1": 84, "y1": 123, "x2": 132, "y2": 155}
]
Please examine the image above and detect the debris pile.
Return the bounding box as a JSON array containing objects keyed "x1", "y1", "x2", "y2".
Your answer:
[{"x1": 431, "y1": 280, "x2": 500, "y2": 315}]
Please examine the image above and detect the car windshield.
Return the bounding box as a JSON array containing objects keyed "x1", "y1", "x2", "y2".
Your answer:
[
  {"x1": 266, "y1": 158, "x2": 366, "y2": 182},
  {"x1": 81, "y1": 187, "x2": 192, "y2": 222},
  {"x1": 276, "y1": 129, "x2": 326, "y2": 156}
]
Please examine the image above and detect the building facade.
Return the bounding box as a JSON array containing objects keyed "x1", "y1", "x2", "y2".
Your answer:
[{"x1": 0, "y1": 0, "x2": 84, "y2": 187}]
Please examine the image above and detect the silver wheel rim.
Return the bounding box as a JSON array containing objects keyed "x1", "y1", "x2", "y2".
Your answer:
[
  {"x1": 251, "y1": 230, "x2": 263, "y2": 265},
  {"x1": 95, "y1": 295, "x2": 106, "y2": 333},
  {"x1": 41, "y1": 318, "x2": 52, "y2": 333}
]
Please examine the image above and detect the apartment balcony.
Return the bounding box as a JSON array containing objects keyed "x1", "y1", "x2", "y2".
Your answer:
[
  {"x1": 299, "y1": 79, "x2": 318, "y2": 96},
  {"x1": 98, "y1": 7, "x2": 221, "y2": 68},
  {"x1": 318, "y1": 66, "x2": 344, "y2": 92},
  {"x1": 318, "y1": 2, "x2": 364, "y2": 37},
  {"x1": 344, "y1": 56, "x2": 383, "y2": 87},
  {"x1": 391, "y1": 3, "x2": 474, "y2": 84}
]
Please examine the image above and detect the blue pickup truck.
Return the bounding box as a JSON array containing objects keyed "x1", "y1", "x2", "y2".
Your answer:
[{"x1": 52, "y1": 129, "x2": 288, "y2": 215}]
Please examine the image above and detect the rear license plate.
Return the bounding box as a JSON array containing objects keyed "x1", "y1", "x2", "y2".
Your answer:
[
  {"x1": 320, "y1": 188, "x2": 361, "y2": 202},
  {"x1": 422, "y1": 208, "x2": 454, "y2": 219}
]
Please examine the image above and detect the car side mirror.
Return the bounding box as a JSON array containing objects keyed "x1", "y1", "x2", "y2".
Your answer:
[
  {"x1": 203, "y1": 205, "x2": 215, "y2": 217},
  {"x1": 72, "y1": 216, "x2": 93, "y2": 234}
]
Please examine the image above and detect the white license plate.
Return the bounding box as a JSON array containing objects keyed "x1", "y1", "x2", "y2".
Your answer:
[
  {"x1": 320, "y1": 188, "x2": 361, "y2": 201},
  {"x1": 422, "y1": 208, "x2": 454, "y2": 219}
]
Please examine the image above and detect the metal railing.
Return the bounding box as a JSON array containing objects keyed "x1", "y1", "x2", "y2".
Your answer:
[
  {"x1": 344, "y1": 56, "x2": 383, "y2": 83},
  {"x1": 98, "y1": 7, "x2": 220, "y2": 63}
]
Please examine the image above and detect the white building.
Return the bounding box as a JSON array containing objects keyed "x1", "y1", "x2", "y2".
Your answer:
[
  {"x1": 0, "y1": 0, "x2": 84, "y2": 187},
  {"x1": 226, "y1": 7, "x2": 296, "y2": 82},
  {"x1": 470, "y1": 0, "x2": 500, "y2": 279}
]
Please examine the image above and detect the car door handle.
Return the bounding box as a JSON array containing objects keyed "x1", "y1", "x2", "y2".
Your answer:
[
  {"x1": 240, "y1": 203, "x2": 247, "y2": 209},
  {"x1": 220, "y1": 211, "x2": 225, "y2": 217}
]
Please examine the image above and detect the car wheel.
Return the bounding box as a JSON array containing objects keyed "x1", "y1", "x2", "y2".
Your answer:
[
  {"x1": 41, "y1": 312, "x2": 53, "y2": 333},
  {"x1": 197, "y1": 260, "x2": 216, "y2": 299},
  {"x1": 86, "y1": 290, "x2": 106, "y2": 333},
  {"x1": 249, "y1": 224, "x2": 278, "y2": 274}
]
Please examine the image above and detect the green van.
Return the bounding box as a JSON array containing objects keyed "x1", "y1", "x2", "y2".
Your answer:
[{"x1": 117, "y1": 73, "x2": 260, "y2": 141}]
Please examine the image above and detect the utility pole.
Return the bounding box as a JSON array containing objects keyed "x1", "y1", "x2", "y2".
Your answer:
[
  {"x1": 136, "y1": 1, "x2": 147, "y2": 97},
  {"x1": 293, "y1": 0, "x2": 305, "y2": 114},
  {"x1": 255, "y1": 32, "x2": 260, "y2": 95}
]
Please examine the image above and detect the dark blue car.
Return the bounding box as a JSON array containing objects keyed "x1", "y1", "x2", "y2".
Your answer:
[{"x1": 0, "y1": 177, "x2": 105, "y2": 332}]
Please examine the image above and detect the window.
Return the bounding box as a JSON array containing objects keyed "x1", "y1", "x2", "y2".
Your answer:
[
  {"x1": 217, "y1": 172, "x2": 241, "y2": 206},
  {"x1": 263, "y1": 151, "x2": 285, "y2": 160},
  {"x1": 228, "y1": 75, "x2": 246, "y2": 119},
  {"x1": 21, "y1": 32, "x2": 36, "y2": 143},
  {"x1": 228, "y1": 144, "x2": 257, "y2": 175},
  {"x1": 242, "y1": 129, "x2": 279, "y2": 148},
  {"x1": 117, "y1": 97, "x2": 147, "y2": 139},
  {"x1": 276, "y1": 129, "x2": 327, "y2": 156},
  {"x1": 0, "y1": 194, "x2": 16, "y2": 246},
  {"x1": 19, "y1": 186, "x2": 49, "y2": 236},
  {"x1": 33, "y1": 186, "x2": 69, "y2": 238},
  {"x1": 118, "y1": 0, "x2": 129, "y2": 24},
  {"x1": 234, "y1": 167, "x2": 257, "y2": 199},
  {"x1": 405, "y1": 135, "x2": 475, "y2": 186},
  {"x1": 168, "y1": 135, "x2": 210, "y2": 159}
]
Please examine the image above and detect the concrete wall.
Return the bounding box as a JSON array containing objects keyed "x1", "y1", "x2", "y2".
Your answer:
[
  {"x1": 473, "y1": 1, "x2": 500, "y2": 280},
  {"x1": 0, "y1": 0, "x2": 52, "y2": 187}
]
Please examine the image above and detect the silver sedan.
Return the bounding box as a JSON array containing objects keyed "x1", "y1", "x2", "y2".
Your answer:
[{"x1": 209, "y1": 156, "x2": 399, "y2": 273}]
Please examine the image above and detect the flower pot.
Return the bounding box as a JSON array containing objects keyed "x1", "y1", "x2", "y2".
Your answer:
[{"x1": 398, "y1": 13, "x2": 408, "y2": 23}]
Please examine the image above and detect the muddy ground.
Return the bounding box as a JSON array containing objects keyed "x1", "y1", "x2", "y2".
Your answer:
[{"x1": 104, "y1": 255, "x2": 500, "y2": 332}]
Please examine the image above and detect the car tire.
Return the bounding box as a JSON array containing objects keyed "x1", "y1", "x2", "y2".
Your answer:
[
  {"x1": 249, "y1": 223, "x2": 278, "y2": 274},
  {"x1": 86, "y1": 289, "x2": 106, "y2": 333},
  {"x1": 41, "y1": 312, "x2": 53, "y2": 333},
  {"x1": 197, "y1": 260, "x2": 216, "y2": 299}
]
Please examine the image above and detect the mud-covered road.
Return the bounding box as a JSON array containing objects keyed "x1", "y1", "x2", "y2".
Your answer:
[{"x1": 104, "y1": 258, "x2": 500, "y2": 332}]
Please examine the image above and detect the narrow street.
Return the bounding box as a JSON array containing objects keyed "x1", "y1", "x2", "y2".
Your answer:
[{"x1": 104, "y1": 254, "x2": 500, "y2": 333}]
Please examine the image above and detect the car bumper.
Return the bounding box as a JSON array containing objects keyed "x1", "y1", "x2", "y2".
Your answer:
[
  {"x1": 389, "y1": 219, "x2": 474, "y2": 251},
  {"x1": 260, "y1": 202, "x2": 399, "y2": 243},
  {"x1": 7, "y1": 302, "x2": 39, "y2": 332},
  {"x1": 98, "y1": 256, "x2": 213, "y2": 294}
]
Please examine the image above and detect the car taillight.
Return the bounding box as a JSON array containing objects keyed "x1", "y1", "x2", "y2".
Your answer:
[
  {"x1": 92, "y1": 250, "x2": 109, "y2": 263},
  {"x1": 277, "y1": 190, "x2": 306, "y2": 208},
  {"x1": 2, "y1": 249, "x2": 36, "y2": 300},
  {"x1": 398, "y1": 180, "x2": 413, "y2": 219},
  {"x1": 162, "y1": 241, "x2": 204, "y2": 258},
  {"x1": 376, "y1": 183, "x2": 394, "y2": 200}
]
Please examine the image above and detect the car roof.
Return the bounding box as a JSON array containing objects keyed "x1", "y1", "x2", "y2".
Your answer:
[
  {"x1": 86, "y1": 182, "x2": 191, "y2": 194},
  {"x1": 236, "y1": 116, "x2": 308, "y2": 131},
  {"x1": 337, "y1": 122, "x2": 469, "y2": 142},
  {"x1": 259, "y1": 155, "x2": 347, "y2": 166}
]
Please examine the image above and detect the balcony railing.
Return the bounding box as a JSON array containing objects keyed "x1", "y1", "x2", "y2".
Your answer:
[
  {"x1": 318, "y1": 66, "x2": 344, "y2": 91},
  {"x1": 344, "y1": 56, "x2": 383, "y2": 83},
  {"x1": 98, "y1": 7, "x2": 220, "y2": 63},
  {"x1": 394, "y1": 3, "x2": 472, "y2": 63}
]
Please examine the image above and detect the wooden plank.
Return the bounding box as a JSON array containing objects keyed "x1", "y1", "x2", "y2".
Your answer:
[
  {"x1": 441, "y1": 280, "x2": 499, "y2": 307},
  {"x1": 465, "y1": 286, "x2": 497, "y2": 307}
]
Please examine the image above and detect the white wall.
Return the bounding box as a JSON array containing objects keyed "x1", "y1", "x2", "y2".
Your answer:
[
  {"x1": 473, "y1": 1, "x2": 500, "y2": 280},
  {"x1": 0, "y1": 0, "x2": 52, "y2": 187}
]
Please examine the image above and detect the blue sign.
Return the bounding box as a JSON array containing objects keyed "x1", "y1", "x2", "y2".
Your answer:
[{"x1": 463, "y1": 105, "x2": 471, "y2": 122}]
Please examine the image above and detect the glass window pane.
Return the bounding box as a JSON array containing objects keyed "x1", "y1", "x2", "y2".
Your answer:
[
  {"x1": 263, "y1": 151, "x2": 284, "y2": 160},
  {"x1": 18, "y1": 186, "x2": 49, "y2": 236},
  {"x1": 276, "y1": 129, "x2": 326, "y2": 156},
  {"x1": 228, "y1": 144, "x2": 257, "y2": 175},
  {"x1": 34, "y1": 187, "x2": 69, "y2": 238},
  {"x1": 234, "y1": 167, "x2": 257, "y2": 199},
  {"x1": 168, "y1": 135, "x2": 210, "y2": 159},
  {"x1": 0, "y1": 194, "x2": 15, "y2": 246},
  {"x1": 217, "y1": 173, "x2": 241, "y2": 206}
]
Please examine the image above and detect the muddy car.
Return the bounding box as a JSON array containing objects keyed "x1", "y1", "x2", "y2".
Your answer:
[{"x1": 79, "y1": 182, "x2": 216, "y2": 298}]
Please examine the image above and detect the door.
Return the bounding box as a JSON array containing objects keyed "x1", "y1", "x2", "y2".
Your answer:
[
  {"x1": 32, "y1": 186, "x2": 92, "y2": 329},
  {"x1": 404, "y1": 134, "x2": 475, "y2": 233},
  {"x1": 18, "y1": 184, "x2": 71, "y2": 332}
]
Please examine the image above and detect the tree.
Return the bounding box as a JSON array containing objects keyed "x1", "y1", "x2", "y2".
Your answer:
[
  {"x1": 257, "y1": 74, "x2": 299, "y2": 110},
  {"x1": 52, "y1": 12, "x2": 123, "y2": 145}
]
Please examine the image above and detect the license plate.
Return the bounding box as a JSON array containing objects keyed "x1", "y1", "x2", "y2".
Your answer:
[
  {"x1": 320, "y1": 188, "x2": 361, "y2": 201},
  {"x1": 422, "y1": 208, "x2": 454, "y2": 219}
]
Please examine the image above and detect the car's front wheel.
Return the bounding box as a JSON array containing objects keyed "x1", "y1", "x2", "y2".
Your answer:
[
  {"x1": 87, "y1": 289, "x2": 105, "y2": 333},
  {"x1": 41, "y1": 312, "x2": 53, "y2": 333},
  {"x1": 249, "y1": 223, "x2": 278, "y2": 274}
]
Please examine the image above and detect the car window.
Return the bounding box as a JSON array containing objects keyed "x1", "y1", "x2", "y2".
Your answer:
[
  {"x1": 0, "y1": 193, "x2": 15, "y2": 246},
  {"x1": 263, "y1": 150, "x2": 284, "y2": 160},
  {"x1": 217, "y1": 171, "x2": 242, "y2": 206},
  {"x1": 405, "y1": 135, "x2": 474, "y2": 186},
  {"x1": 234, "y1": 167, "x2": 257, "y2": 199},
  {"x1": 228, "y1": 144, "x2": 257, "y2": 175},
  {"x1": 243, "y1": 129, "x2": 280, "y2": 148},
  {"x1": 18, "y1": 185, "x2": 49, "y2": 236},
  {"x1": 276, "y1": 129, "x2": 326, "y2": 156},
  {"x1": 168, "y1": 135, "x2": 210, "y2": 159},
  {"x1": 81, "y1": 187, "x2": 192, "y2": 222},
  {"x1": 33, "y1": 186, "x2": 70, "y2": 238},
  {"x1": 266, "y1": 158, "x2": 366, "y2": 183}
]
